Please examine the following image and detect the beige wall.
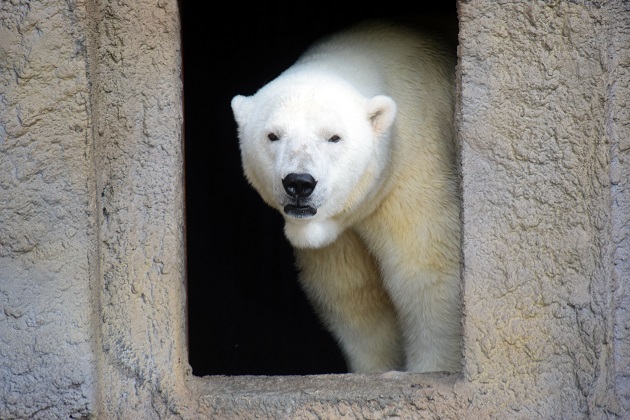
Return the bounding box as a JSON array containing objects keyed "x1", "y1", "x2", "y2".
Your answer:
[
  {"x1": 0, "y1": 1, "x2": 98, "y2": 416},
  {"x1": 459, "y1": 1, "x2": 626, "y2": 416},
  {"x1": 0, "y1": 1, "x2": 628, "y2": 418}
]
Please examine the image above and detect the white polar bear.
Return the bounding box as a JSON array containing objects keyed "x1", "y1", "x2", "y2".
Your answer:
[{"x1": 231, "y1": 21, "x2": 461, "y2": 373}]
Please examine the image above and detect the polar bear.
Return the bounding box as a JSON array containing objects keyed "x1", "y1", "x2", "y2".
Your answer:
[{"x1": 231, "y1": 21, "x2": 461, "y2": 373}]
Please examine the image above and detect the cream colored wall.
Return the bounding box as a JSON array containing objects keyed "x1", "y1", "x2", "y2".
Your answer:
[
  {"x1": 0, "y1": 1, "x2": 98, "y2": 417},
  {"x1": 458, "y1": 1, "x2": 626, "y2": 416},
  {"x1": 0, "y1": 1, "x2": 628, "y2": 418},
  {"x1": 86, "y1": 0, "x2": 190, "y2": 416}
]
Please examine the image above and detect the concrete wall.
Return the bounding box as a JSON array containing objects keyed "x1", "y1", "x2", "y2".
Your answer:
[
  {"x1": 0, "y1": 1, "x2": 98, "y2": 417},
  {"x1": 0, "y1": 0, "x2": 628, "y2": 418},
  {"x1": 459, "y1": 1, "x2": 626, "y2": 416}
]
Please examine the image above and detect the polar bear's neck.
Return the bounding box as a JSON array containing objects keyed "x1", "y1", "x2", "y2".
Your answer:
[{"x1": 283, "y1": 217, "x2": 343, "y2": 249}]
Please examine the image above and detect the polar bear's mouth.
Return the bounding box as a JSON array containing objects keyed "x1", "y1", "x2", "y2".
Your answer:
[{"x1": 284, "y1": 204, "x2": 317, "y2": 218}]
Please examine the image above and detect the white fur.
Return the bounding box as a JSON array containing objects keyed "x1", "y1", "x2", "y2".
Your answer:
[{"x1": 232, "y1": 21, "x2": 461, "y2": 373}]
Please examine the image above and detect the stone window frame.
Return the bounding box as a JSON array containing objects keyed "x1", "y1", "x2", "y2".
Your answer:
[
  {"x1": 89, "y1": 2, "x2": 467, "y2": 417},
  {"x1": 90, "y1": 1, "x2": 629, "y2": 418}
]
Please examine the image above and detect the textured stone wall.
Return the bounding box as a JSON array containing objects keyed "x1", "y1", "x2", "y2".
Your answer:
[
  {"x1": 0, "y1": 1, "x2": 97, "y2": 418},
  {"x1": 609, "y1": 0, "x2": 630, "y2": 412},
  {"x1": 458, "y1": 1, "x2": 626, "y2": 417},
  {"x1": 86, "y1": 0, "x2": 190, "y2": 416},
  {"x1": 0, "y1": 0, "x2": 628, "y2": 419},
  {"x1": 0, "y1": 0, "x2": 189, "y2": 418}
]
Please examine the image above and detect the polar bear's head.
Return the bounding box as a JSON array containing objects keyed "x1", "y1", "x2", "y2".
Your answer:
[{"x1": 232, "y1": 72, "x2": 396, "y2": 249}]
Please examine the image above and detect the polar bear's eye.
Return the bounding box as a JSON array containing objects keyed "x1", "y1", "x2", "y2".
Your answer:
[
  {"x1": 328, "y1": 134, "x2": 341, "y2": 143},
  {"x1": 267, "y1": 133, "x2": 279, "y2": 141}
]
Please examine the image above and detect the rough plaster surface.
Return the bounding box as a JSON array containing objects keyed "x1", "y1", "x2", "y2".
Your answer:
[
  {"x1": 457, "y1": 1, "x2": 627, "y2": 417},
  {"x1": 1, "y1": 0, "x2": 629, "y2": 419},
  {"x1": 0, "y1": 1, "x2": 97, "y2": 418},
  {"x1": 86, "y1": 0, "x2": 189, "y2": 417},
  {"x1": 609, "y1": 0, "x2": 630, "y2": 412},
  {"x1": 190, "y1": 373, "x2": 471, "y2": 419}
]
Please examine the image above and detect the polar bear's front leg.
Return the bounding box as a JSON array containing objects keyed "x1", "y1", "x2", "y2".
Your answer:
[
  {"x1": 294, "y1": 229, "x2": 404, "y2": 373},
  {"x1": 358, "y1": 205, "x2": 462, "y2": 373},
  {"x1": 388, "y1": 270, "x2": 462, "y2": 373}
]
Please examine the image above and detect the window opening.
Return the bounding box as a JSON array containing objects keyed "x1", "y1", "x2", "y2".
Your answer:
[{"x1": 181, "y1": 3, "x2": 459, "y2": 376}]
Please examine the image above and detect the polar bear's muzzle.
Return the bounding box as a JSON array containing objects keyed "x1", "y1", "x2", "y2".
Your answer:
[{"x1": 282, "y1": 173, "x2": 318, "y2": 218}]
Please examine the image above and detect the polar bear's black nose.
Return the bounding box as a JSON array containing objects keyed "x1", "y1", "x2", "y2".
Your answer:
[{"x1": 282, "y1": 173, "x2": 317, "y2": 198}]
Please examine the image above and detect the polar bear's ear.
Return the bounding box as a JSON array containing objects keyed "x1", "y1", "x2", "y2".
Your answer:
[
  {"x1": 231, "y1": 95, "x2": 252, "y2": 126},
  {"x1": 367, "y1": 95, "x2": 397, "y2": 136}
]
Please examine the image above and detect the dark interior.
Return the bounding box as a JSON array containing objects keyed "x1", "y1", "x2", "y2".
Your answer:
[{"x1": 181, "y1": 2, "x2": 458, "y2": 376}]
